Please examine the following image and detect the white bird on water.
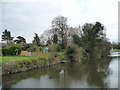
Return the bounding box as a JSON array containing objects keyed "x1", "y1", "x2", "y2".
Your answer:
[{"x1": 60, "y1": 69, "x2": 64, "y2": 74}]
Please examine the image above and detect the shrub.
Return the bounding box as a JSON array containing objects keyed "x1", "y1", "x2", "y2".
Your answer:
[
  {"x1": 27, "y1": 46, "x2": 35, "y2": 52},
  {"x1": 48, "y1": 44, "x2": 61, "y2": 52},
  {"x1": 21, "y1": 44, "x2": 32, "y2": 51},
  {"x1": 66, "y1": 46, "x2": 76, "y2": 55},
  {"x1": 2, "y1": 48, "x2": 8, "y2": 56},
  {"x1": 2, "y1": 44, "x2": 21, "y2": 56},
  {"x1": 27, "y1": 46, "x2": 42, "y2": 52},
  {"x1": 9, "y1": 45, "x2": 21, "y2": 55},
  {"x1": 81, "y1": 49, "x2": 88, "y2": 63},
  {"x1": 58, "y1": 52, "x2": 65, "y2": 60},
  {"x1": 74, "y1": 47, "x2": 83, "y2": 62},
  {"x1": 65, "y1": 45, "x2": 77, "y2": 62}
]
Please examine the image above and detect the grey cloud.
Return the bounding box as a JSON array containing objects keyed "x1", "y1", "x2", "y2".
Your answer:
[{"x1": 2, "y1": 2, "x2": 63, "y2": 43}]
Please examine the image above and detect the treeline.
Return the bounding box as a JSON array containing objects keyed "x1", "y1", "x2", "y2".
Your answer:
[
  {"x1": 112, "y1": 42, "x2": 120, "y2": 49},
  {"x1": 39, "y1": 16, "x2": 111, "y2": 59},
  {"x1": 1, "y1": 16, "x2": 112, "y2": 60},
  {"x1": 2, "y1": 29, "x2": 26, "y2": 45}
]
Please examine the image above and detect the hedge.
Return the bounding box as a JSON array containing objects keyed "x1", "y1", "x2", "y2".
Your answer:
[{"x1": 2, "y1": 44, "x2": 22, "y2": 56}]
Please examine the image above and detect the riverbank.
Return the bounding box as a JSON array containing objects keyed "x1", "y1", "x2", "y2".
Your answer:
[
  {"x1": 1, "y1": 52, "x2": 66, "y2": 75},
  {"x1": 1, "y1": 56, "x2": 49, "y2": 75},
  {"x1": 1, "y1": 55, "x2": 62, "y2": 75},
  {"x1": 110, "y1": 49, "x2": 120, "y2": 53}
]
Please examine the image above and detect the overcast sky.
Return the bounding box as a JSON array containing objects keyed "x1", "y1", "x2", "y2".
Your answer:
[{"x1": 1, "y1": 0, "x2": 119, "y2": 43}]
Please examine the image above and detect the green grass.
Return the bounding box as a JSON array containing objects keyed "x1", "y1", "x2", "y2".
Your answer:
[
  {"x1": 1, "y1": 55, "x2": 49, "y2": 75},
  {"x1": 110, "y1": 49, "x2": 120, "y2": 53},
  {"x1": 1, "y1": 52, "x2": 65, "y2": 75},
  {"x1": 0, "y1": 56, "x2": 48, "y2": 65}
]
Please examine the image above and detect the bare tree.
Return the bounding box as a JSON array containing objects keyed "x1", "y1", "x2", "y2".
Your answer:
[
  {"x1": 74, "y1": 25, "x2": 83, "y2": 37},
  {"x1": 52, "y1": 16, "x2": 68, "y2": 48},
  {"x1": 67, "y1": 27, "x2": 75, "y2": 43},
  {"x1": 40, "y1": 29, "x2": 53, "y2": 45}
]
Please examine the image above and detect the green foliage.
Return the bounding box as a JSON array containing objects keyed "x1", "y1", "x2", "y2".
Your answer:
[
  {"x1": 2, "y1": 44, "x2": 21, "y2": 56},
  {"x1": 66, "y1": 46, "x2": 76, "y2": 55},
  {"x1": 2, "y1": 48, "x2": 9, "y2": 56},
  {"x1": 73, "y1": 47, "x2": 88, "y2": 63},
  {"x1": 94, "y1": 40, "x2": 111, "y2": 58},
  {"x1": 81, "y1": 50, "x2": 88, "y2": 63},
  {"x1": 21, "y1": 44, "x2": 32, "y2": 51},
  {"x1": 27, "y1": 46, "x2": 42, "y2": 52},
  {"x1": 2, "y1": 29, "x2": 14, "y2": 44},
  {"x1": 14, "y1": 36, "x2": 26, "y2": 44},
  {"x1": 56, "y1": 44, "x2": 61, "y2": 52},
  {"x1": 53, "y1": 34, "x2": 58, "y2": 43},
  {"x1": 82, "y1": 22, "x2": 105, "y2": 52},
  {"x1": 73, "y1": 34, "x2": 82, "y2": 46},
  {"x1": 58, "y1": 52, "x2": 65, "y2": 60},
  {"x1": 32, "y1": 33, "x2": 41, "y2": 46},
  {"x1": 49, "y1": 44, "x2": 61, "y2": 52},
  {"x1": 80, "y1": 22, "x2": 111, "y2": 60},
  {"x1": 60, "y1": 43, "x2": 66, "y2": 51},
  {"x1": 65, "y1": 45, "x2": 77, "y2": 62},
  {"x1": 112, "y1": 42, "x2": 120, "y2": 49}
]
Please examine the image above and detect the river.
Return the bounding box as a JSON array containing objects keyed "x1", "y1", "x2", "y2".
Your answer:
[{"x1": 2, "y1": 53, "x2": 119, "y2": 89}]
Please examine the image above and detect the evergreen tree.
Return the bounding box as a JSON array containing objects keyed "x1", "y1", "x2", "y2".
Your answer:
[
  {"x1": 32, "y1": 33, "x2": 41, "y2": 46},
  {"x1": 1, "y1": 29, "x2": 14, "y2": 45},
  {"x1": 53, "y1": 34, "x2": 58, "y2": 43},
  {"x1": 14, "y1": 36, "x2": 26, "y2": 44}
]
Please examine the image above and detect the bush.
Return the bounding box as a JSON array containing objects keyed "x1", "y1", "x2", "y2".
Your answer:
[
  {"x1": 2, "y1": 48, "x2": 8, "y2": 56},
  {"x1": 65, "y1": 45, "x2": 88, "y2": 63},
  {"x1": 65, "y1": 45, "x2": 77, "y2": 62},
  {"x1": 21, "y1": 44, "x2": 32, "y2": 51},
  {"x1": 2, "y1": 44, "x2": 22, "y2": 56},
  {"x1": 48, "y1": 44, "x2": 61, "y2": 52},
  {"x1": 58, "y1": 52, "x2": 65, "y2": 60},
  {"x1": 66, "y1": 46, "x2": 76, "y2": 55},
  {"x1": 81, "y1": 49, "x2": 88, "y2": 63},
  {"x1": 27, "y1": 46, "x2": 42, "y2": 52}
]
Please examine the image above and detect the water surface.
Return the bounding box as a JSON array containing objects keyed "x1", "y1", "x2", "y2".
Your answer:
[{"x1": 2, "y1": 55, "x2": 119, "y2": 88}]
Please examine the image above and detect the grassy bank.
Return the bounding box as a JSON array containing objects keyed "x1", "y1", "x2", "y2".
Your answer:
[
  {"x1": 1, "y1": 51, "x2": 65, "y2": 75},
  {"x1": 1, "y1": 56, "x2": 48, "y2": 64},
  {"x1": 1, "y1": 56, "x2": 51, "y2": 75},
  {"x1": 1, "y1": 50, "x2": 84, "y2": 75},
  {"x1": 110, "y1": 49, "x2": 120, "y2": 53}
]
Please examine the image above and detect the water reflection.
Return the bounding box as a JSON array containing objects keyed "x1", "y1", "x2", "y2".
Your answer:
[{"x1": 2, "y1": 56, "x2": 116, "y2": 88}]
